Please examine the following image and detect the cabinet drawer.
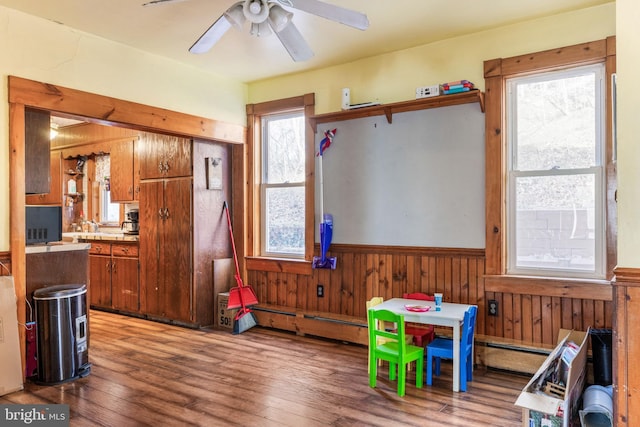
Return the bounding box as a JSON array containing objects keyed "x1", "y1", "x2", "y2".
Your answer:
[
  {"x1": 111, "y1": 243, "x2": 138, "y2": 258},
  {"x1": 90, "y1": 242, "x2": 111, "y2": 255}
]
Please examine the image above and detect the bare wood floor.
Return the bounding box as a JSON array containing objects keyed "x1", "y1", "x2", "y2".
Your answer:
[{"x1": 3, "y1": 310, "x2": 529, "y2": 426}]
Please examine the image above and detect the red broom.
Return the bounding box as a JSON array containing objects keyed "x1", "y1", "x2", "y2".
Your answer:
[{"x1": 223, "y1": 201, "x2": 258, "y2": 334}]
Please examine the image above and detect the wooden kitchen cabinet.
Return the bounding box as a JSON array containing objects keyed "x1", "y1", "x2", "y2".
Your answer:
[
  {"x1": 89, "y1": 241, "x2": 139, "y2": 312},
  {"x1": 138, "y1": 133, "x2": 191, "y2": 180},
  {"x1": 139, "y1": 178, "x2": 192, "y2": 322},
  {"x1": 89, "y1": 242, "x2": 112, "y2": 308},
  {"x1": 25, "y1": 107, "x2": 51, "y2": 194},
  {"x1": 110, "y1": 138, "x2": 140, "y2": 202},
  {"x1": 111, "y1": 243, "x2": 140, "y2": 312},
  {"x1": 25, "y1": 151, "x2": 62, "y2": 205},
  {"x1": 136, "y1": 138, "x2": 230, "y2": 327}
]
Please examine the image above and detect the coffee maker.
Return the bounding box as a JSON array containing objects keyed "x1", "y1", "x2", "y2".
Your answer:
[{"x1": 121, "y1": 209, "x2": 139, "y2": 235}]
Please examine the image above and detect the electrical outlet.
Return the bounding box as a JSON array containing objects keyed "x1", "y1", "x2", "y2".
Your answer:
[
  {"x1": 488, "y1": 299, "x2": 499, "y2": 317},
  {"x1": 415, "y1": 85, "x2": 440, "y2": 99},
  {"x1": 317, "y1": 284, "x2": 324, "y2": 298}
]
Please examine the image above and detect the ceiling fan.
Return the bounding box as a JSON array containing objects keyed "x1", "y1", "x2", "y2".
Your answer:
[{"x1": 143, "y1": 0, "x2": 369, "y2": 62}]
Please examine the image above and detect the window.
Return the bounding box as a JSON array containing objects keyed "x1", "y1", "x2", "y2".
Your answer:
[
  {"x1": 261, "y1": 112, "x2": 306, "y2": 257},
  {"x1": 95, "y1": 155, "x2": 120, "y2": 225},
  {"x1": 484, "y1": 38, "x2": 616, "y2": 282},
  {"x1": 246, "y1": 94, "x2": 315, "y2": 270},
  {"x1": 506, "y1": 65, "x2": 605, "y2": 278}
]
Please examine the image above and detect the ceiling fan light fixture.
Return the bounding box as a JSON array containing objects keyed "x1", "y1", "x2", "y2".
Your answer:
[
  {"x1": 250, "y1": 21, "x2": 272, "y2": 37},
  {"x1": 268, "y1": 3, "x2": 292, "y2": 32},
  {"x1": 243, "y1": 0, "x2": 270, "y2": 24},
  {"x1": 223, "y1": 2, "x2": 246, "y2": 31}
]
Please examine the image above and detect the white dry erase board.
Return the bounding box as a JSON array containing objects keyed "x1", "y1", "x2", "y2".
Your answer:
[{"x1": 315, "y1": 103, "x2": 485, "y2": 248}]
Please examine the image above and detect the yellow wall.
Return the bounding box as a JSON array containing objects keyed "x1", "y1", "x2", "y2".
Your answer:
[
  {"x1": 1, "y1": 3, "x2": 621, "y2": 255},
  {"x1": 616, "y1": 0, "x2": 640, "y2": 268},
  {"x1": 248, "y1": 4, "x2": 615, "y2": 114},
  {"x1": 0, "y1": 6, "x2": 248, "y2": 251}
]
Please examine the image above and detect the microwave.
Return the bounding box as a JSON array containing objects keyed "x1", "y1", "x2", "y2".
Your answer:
[{"x1": 26, "y1": 205, "x2": 62, "y2": 245}]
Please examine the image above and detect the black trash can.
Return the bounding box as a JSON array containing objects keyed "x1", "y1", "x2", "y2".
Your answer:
[
  {"x1": 590, "y1": 328, "x2": 612, "y2": 386},
  {"x1": 33, "y1": 284, "x2": 91, "y2": 384}
]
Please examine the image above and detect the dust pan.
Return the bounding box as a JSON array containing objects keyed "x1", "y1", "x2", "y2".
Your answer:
[
  {"x1": 227, "y1": 282, "x2": 258, "y2": 309},
  {"x1": 223, "y1": 201, "x2": 258, "y2": 334}
]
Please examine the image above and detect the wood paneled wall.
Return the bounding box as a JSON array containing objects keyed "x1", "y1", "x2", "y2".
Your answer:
[{"x1": 247, "y1": 244, "x2": 613, "y2": 347}]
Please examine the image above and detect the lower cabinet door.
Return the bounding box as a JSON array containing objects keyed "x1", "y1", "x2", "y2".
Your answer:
[
  {"x1": 111, "y1": 256, "x2": 139, "y2": 312},
  {"x1": 89, "y1": 254, "x2": 112, "y2": 308}
]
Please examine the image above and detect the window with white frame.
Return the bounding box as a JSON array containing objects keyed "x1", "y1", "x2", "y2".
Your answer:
[
  {"x1": 260, "y1": 111, "x2": 306, "y2": 257},
  {"x1": 506, "y1": 63, "x2": 606, "y2": 278}
]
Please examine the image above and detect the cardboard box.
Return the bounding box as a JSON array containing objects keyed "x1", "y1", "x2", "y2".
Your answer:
[
  {"x1": 212, "y1": 259, "x2": 233, "y2": 330},
  {"x1": 516, "y1": 328, "x2": 590, "y2": 427},
  {"x1": 0, "y1": 276, "x2": 24, "y2": 395},
  {"x1": 217, "y1": 292, "x2": 237, "y2": 330}
]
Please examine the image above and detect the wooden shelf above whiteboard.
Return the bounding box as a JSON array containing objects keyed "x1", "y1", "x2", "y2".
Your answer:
[{"x1": 309, "y1": 90, "x2": 484, "y2": 133}]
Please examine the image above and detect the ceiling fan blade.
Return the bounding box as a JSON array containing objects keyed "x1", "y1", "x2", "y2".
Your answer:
[
  {"x1": 284, "y1": 0, "x2": 369, "y2": 30},
  {"x1": 189, "y1": 16, "x2": 233, "y2": 54},
  {"x1": 142, "y1": 0, "x2": 189, "y2": 7},
  {"x1": 274, "y1": 21, "x2": 314, "y2": 62}
]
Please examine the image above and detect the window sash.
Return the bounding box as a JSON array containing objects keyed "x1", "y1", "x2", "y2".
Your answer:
[{"x1": 507, "y1": 167, "x2": 605, "y2": 278}]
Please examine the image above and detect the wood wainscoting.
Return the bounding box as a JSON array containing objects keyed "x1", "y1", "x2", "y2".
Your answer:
[
  {"x1": 247, "y1": 244, "x2": 613, "y2": 373},
  {"x1": 612, "y1": 267, "x2": 640, "y2": 426}
]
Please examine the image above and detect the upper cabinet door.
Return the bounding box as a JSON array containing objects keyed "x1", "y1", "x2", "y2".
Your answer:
[
  {"x1": 110, "y1": 139, "x2": 138, "y2": 202},
  {"x1": 138, "y1": 133, "x2": 192, "y2": 180},
  {"x1": 25, "y1": 108, "x2": 51, "y2": 194},
  {"x1": 25, "y1": 151, "x2": 62, "y2": 205}
]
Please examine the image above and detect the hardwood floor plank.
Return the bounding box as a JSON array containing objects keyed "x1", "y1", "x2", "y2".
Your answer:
[{"x1": 5, "y1": 310, "x2": 528, "y2": 426}]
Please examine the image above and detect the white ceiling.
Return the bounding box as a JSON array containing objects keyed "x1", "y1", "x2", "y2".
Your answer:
[{"x1": 0, "y1": 0, "x2": 611, "y2": 83}]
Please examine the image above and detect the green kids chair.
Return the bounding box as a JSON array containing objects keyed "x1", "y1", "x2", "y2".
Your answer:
[{"x1": 368, "y1": 308, "x2": 424, "y2": 396}]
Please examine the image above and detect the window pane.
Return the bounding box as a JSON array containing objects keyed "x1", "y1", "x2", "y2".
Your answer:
[
  {"x1": 513, "y1": 174, "x2": 595, "y2": 272},
  {"x1": 265, "y1": 115, "x2": 305, "y2": 184},
  {"x1": 514, "y1": 72, "x2": 596, "y2": 171},
  {"x1": 265, "y1": 186, "x2": 305, "y2": 255},
  {"x1": 101, "y1": 185, "x2": 120, "y2": 223}
]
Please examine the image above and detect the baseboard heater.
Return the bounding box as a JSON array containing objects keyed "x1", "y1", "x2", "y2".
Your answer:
[
  {"x1": 303, "y1": 314, "x2": 367, "y2": 328},
  {"x1": 484, "y1": 340, "x2": 553, "y2": 356}
]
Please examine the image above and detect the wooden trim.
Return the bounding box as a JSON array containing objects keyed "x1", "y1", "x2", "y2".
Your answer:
[
  {"x1": 499, "y1": 39, "x2": 608, "y2": 76},
  {"x1": 613, "y1": 267, "x2": 640, "y2": 285},
  {"x1": 483, "y1": 71, "x2": 504, "y2": 275},
  {"x1": 245, "y1": 93, "x2": 315, "y2": 266},
  {"x1": 8, "y1": 76, "x2": 245, "y2": 144},
  {"x1": 245, "y1": 244, "x2": 485, "y2": 276},
  {"x1": 9, "y1": 77, "x2": 247, "y2": 378},
  {"x1": 327, "y1": 243, "x2": 485, "y2": 258},
  {"x1": 309, "y1": 90, "x2": 484, "y2": 133},
  {"x1": 605, "y1": 37, "x2": 618, "y2": 279},
  {"x1": 303, "y1": 94, "x2": 316, "y2": 263},
  {"x1": 485, "y1": 275, "x2": 613, "y2": 300},
  {"x1": 246, "y1": 257, "x2": 312, "y2": 275},
  {"x1": 9, "y1": 102, "x2": 27, "y2": 376},
  {"x1": 247, "y1": 94, "x2": 310, "y2": 116}
]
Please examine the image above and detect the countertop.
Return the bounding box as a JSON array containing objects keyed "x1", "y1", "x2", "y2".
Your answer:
[
  {"x1": 26, "y1": 242, "x2": 91, "y2": 254},
  {"x1": 63, "y1": 232, "x2": 139, "y2": 242}
]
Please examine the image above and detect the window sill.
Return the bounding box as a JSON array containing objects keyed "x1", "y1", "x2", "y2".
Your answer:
[
  {"x1": 246, "y1": 256, "x2": 312, "y2": 275},
  {"x1": 484, "y1": 274, "x2": 612, "y2": 301}
]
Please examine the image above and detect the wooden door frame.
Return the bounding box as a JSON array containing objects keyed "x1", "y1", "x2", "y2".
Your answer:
[{"x1": 9, "y1": 76, "x2": 246, "y2": 376}]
